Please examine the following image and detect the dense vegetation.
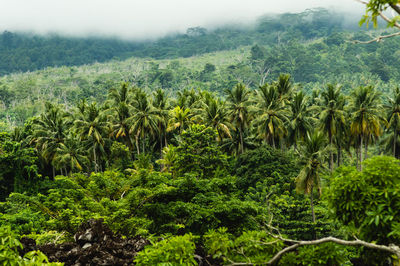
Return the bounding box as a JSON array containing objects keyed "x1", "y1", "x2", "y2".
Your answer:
[
  {"x1": 1, "y1": 73, "x2": 400, "y2": 264},
  {"x1": 2, "y1": 4, "x2": 400, "y2": 265}
]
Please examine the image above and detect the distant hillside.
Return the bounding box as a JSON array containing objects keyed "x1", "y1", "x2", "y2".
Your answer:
[
  {"x1": 0, "y1": 9, "x2": 354, "y2": 76},
  {"x1": 1, "y1": 8, "x2": 400, "y2": 127}
]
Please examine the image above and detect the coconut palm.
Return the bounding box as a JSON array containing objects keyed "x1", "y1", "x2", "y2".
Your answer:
[
  {"x1": 153, "y1": 89, "x2": 171, "y2": 157},
  {"x1": 385, "y1": 87, "x2": 400, "y2": 158},
  {"x1": 225, "y1": 83, "x2": 251, "y2": 154},
  {"x1": 31, "y1": 102, "x2": 70, "y2": 178},
  {"x1": 349, "y1": 86, "x2": 385, "y2": 170},
  {"x1": 275, "y1": 73, "x2": 293, "y2": 102},
  {"x1": 296, "y1": 130, "x2": 328, "y2": 223},
  {"x1": 289, "y1": 91, "x2": 316, "y2": 151},
  {"x1": 107, "y1": 82, "x2": 134, "y2": 151},
  {"x1": 53, "y1": 135, "x2": 89, "y2": 174},
  {"x1": 318, "y1": 84, "x2": 346, "y2": 172},
  {"x1": 75, "y1": 102, "x2": 108, "y2": 173},
  {"x1": 128, "y1": 89, "x2": 159, "y2": 155},
  {"x1": 197, "y1": 93, "x2": 232, "y2": 142},
  {"x1": 253, "y1": 83, "x2": 290, "y2": 148},
  {"x1": 167, "y1": 106, "x2": 193, "y2": 134}
]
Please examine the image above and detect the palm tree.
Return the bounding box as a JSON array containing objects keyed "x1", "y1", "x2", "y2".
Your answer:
[
  {"x1": 296, "y1": 131, "x2": 328, "y2": 223},
  {"x1": 107, "y1": 82, "x2": 134, "y2": 151},
  {"x1": 53, "y1": 135, "x2": 89, "y2": 174},
  {"x1": 31, "y1": 102, "x2": 70, "y2": 178},
  {"x1": 385, "y1": 87, "x2": 400, "y2": 158},
  {"x1": 197, "y1": 93, "x2": 232, "y2": 142},
  {"x1": 167, "y1": 106, "x2": 192, "y2": 134},
  {"x1": 153, "y1": 89, "x2": 170, "y2": 157},
  {"x1": 75, "y1": 102, "x2": 108, "y2": 173},
  {"x1": 225, "y1": 83, "x2": 251, "y2": 154},
  {"x1": 128, "y1": 89, "x2": 159, "y2": 155},
  {"x1": 318, "y1": 84, "x2": 346, "y2": 172},
  {"x1": 349, "y1": 86, "x2": 385, "y2": 170},
  {"x1": 289, "y1": 91, "x2": 316, "y2": 151},
  {"x1": 275, "y1": 73, "x2": 293, "y2": 102},
  {"x1": 253, "y1": 83, "x2": 289, "y2": 148},
  {"x1": 108, "y1": 82, "x2": 132, "y2": 105}
]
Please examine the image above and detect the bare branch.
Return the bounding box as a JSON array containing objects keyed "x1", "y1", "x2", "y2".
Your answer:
[
  {"x1": 267, "y1": 236, "x2": 400, "y2": 265},
  {"x1": 352, "y1": 31, "x2": 400, "y2": 43},
  {"x1": 225, "y1": 235, "x2": 400, "y2": 266}
]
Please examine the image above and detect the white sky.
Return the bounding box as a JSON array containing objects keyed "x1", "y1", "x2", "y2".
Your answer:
[{"x1": 0, "y1": 0, "x2": 362, "y2": 39}]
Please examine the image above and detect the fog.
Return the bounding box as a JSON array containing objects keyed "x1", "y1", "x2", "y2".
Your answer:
[{"x1": 0, "y1": 0, "x2": 362, "y2": 40}]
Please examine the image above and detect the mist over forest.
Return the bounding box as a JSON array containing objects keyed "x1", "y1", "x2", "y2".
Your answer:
[{"x1": 0, "y1": 9, "x2": 360, "y2": 75}]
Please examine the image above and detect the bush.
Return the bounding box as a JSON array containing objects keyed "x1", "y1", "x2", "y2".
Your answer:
[{"x1": 134, "y1": 234, "x2": 197, "y2": 265}]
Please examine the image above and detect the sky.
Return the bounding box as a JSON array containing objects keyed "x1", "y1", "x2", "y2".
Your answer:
[{"x1": 0, "y1": 0, "x2": 362, "y2": 40}]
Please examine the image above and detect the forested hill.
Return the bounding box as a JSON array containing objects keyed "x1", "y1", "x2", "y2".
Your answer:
[
  {"x1": 1, "y1": 8, "x2": 399, "y2": 127},
  {"x1": 0, "y1": 9, "x2": 354, "y2": 75}
]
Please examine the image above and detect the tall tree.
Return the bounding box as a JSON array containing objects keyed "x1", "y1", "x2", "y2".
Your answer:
[
  {"x1": 289, "y1": 91, "x2": 315, "y2": 151},
  {"x1": 153, "y1": 89, "x2": 170, "y2": 157},
  {"x1": 318, "y1": 84, "x2": 346, "y2": 172},
  {"x1": 128, "y1": 89, "x2": 159, "y2": 155},
  {"x1": 167, "y1": 106, "x2": 192, "y2": 134},
  {"x1": 197, "y1": 93, "x2": 232, "y2": 142},
  {"x1": 225, "y1": 83, "x2": 251, "y2": 154},
  {"x1": 385, "y1": 87, "x2": 400, "y2": 158},
  {"x1": 296, "y1": 131, "x2": 328, "y2": 223},
  {"x1": 53, "y1": 135, "x2": 89, "y2": 174},
  {"x1": 31, "y1": 102, "x2": 70, "y2": 178},
  {"x1": 253, "y1": 83, "x2": 289, "y2": 148},
  {"x1": 107, "y1": 82, "x2": 134, "y2": 151},
  {"x1": 349, "y1": 86, "x2": 384, "y2": 170},
  {"x1": 75, "y1": 102, "x2": 108, "y2": 173}
]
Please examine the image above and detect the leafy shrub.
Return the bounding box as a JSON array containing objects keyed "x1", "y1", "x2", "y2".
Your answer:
[
  {"x1": 134, "y1": 234, "x2": 197, "y2": 265},
  {"x1": 204, "y1": 228, "x2": 284, "y2": 264},
  {"x1": 0, "y1": 226, "x2": 62, "y2": 265}
]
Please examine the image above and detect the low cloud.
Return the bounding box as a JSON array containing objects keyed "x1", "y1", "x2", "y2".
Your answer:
[{"x1": 0, "y1": 0, "x2": 363, "y2": 40}]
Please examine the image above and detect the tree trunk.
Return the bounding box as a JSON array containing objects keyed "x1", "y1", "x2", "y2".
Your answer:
[
  {"x1": 329, "y1": 132, "x2": 333, "y2": 173},
  {"x1": 160, "y1": 133, "x2": 163, "y2": 158},
  {"x1": 135, "y1": 136, "x2": 140, "y2": 155},
  {"x1": 93, "y1": 146, "x2": 97, "y2": 173},
  {"x1": 310, "y1": 186, "x2": 316, "y2": 223},
  {"x1": 142, "y1": 135, "x2": 145, "y2": 154},
  {"x1": 355, "y1": 147, "x2": 359, "y2": 170},
  {"x1": 272, "y1": 136, "x2": 275, "y2": 149},
  {"x1": 364, "y1": 139, "x2": 368, "y2": 161},
  {"x1": 359, "y1": 136, "x2": 363, "y2": 171},
  {"x1": 394, "y1": 130, "x2": 397, "y2": 158},
  {"x1": 337, "y1": 145, "x2": 341, "y2": 167},
  {"x1": 52, "y1": 165, "x2": 55, "y2": 179},
  {"x1": 239, "y1": 127, "x2": 244, "y2": 154}
]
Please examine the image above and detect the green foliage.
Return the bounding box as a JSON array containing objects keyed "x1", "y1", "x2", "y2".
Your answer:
[
  {"x1": 135, "y1": 234, "x2": 197, "y2": 266},
  {"x1": 172, "y1": 124, "x2": 229, "y2": 178},
  {"x1": 326, "y1": 156, "x2": 400, "y2": 244},
  {"x1": 280, "y1": 242, "x2": 352, "y2": 265},
  {"x1": 0, "y1": 132, "x2": 40, "y2": 200},
  {"x1": 235, "y1": 144, "x2": 298, "y2": 192},
  {"x1": 0, "y1": 226, "x2": 62, "y2": 265},
  {"x1": 204, "y1": 228, "x2": 284, "y2": 264}
]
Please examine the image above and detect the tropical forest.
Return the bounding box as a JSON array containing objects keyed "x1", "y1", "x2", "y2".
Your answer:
[{"x1": 2, "y1": 1, "x2": 400, "y2": 265}]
